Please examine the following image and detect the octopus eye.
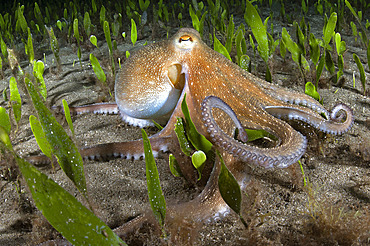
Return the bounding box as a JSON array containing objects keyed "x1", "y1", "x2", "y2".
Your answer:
[{"x1": 179, "y1": 35, "x2": 193, "y2": 43}]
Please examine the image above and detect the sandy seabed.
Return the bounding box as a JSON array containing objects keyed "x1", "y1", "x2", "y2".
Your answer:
[{"x1": 0, "y1": 6, "x2": 369, "y2": 246}]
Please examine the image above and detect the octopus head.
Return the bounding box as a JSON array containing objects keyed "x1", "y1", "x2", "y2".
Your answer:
[
  {"x1": 115, "y1": 29, "x2": 204, "y2": 126},
  {"x1": 171, "y1": 28, "x2": 201, "y2": 52}
]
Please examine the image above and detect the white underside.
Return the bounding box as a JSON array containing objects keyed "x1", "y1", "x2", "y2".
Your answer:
[{"x1": 119, "y1": 111, "x2": 156, "y2": 127}]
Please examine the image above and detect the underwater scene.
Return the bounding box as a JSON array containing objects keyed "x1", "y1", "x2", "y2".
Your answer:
[{"x1": 0, "y1": 0, "x2": 369, "y2": 245}]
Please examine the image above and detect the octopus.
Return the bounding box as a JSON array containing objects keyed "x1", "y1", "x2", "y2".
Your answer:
[{"x1": 30, "y1": 28, "x2": 353, "y2": 243}]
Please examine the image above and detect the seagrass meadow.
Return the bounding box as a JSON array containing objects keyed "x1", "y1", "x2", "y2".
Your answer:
[{"x1": 0, "y1": 0, "x2": 369, "y2": 245}]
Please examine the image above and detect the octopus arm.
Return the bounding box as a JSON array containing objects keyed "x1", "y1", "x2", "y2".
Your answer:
[
  {"x1": 58, "y1": 102, "x2": 120, "y2": 115},
  {"x1": 77, "y1": 87, "x2": 194, "y2": 161},
  {"x1": 201, "y1": 96, "x2": 307, "y2": 168},
  {"x1": 264, "y1": 103, "x2": 354, "y2": 135},
  {"x1": 253, "y1": 75, "x2": 330, "y2": 118},
  {"x1": 80, "y1": 137, "x2": 171, "y2": 160},
  {"x1": 26, "y1": 87, "x2": 191, "y2": 165},
  {"x1": 26, "y1": 137, "x2": 172, "y2": 165},
  {"x1": 114, "y1": 152, "x2": 227, "y2": 242},
  {"x1": 201, "y1": 96, "x2": 249, "y2": 142}
]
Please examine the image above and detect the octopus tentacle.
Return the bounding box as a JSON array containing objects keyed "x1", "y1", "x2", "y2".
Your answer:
[
  {"x1": 201, "y1": 96, "x2": 307, "y2": 168},
  {"x1": 255, "y1": 77, "x2": 330, "y2": 118},
  {"x1": 80, "y1": 137, "x2": 171, "y2": 160},
  {"x1": 56, "y1": 102, "x2": 156, "y2": 127},
  {"x1": 26, "y1": 154, "x2": 54, "y2": 165},
  {"x1": 56, "y1": 102, "x2": 119, "y2": 115},
  {"x1": 26, "y1": 88, "x2": 191, "y2": 165},
  {"x1": 118, "y1": 112, "x2": 157, "y2": 127},
  {"x1": 26, "y1": 137, "x2": 172, "y2": 165},
  {"x1": 35, "y1": 141, "x2": 225, "y2": 245},
  {"x1": 264, "y1": 103, "x2": 353, "y2": 135},
  {"x1": 201, "y1": 96, "x2": 248, "y2": 142},
  {"x1": 114, "y1": 152, "x2": 227, "y2": 241}
]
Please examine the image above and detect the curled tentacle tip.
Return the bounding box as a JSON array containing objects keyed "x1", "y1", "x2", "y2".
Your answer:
[
  {"x1": 328, "y1": 103, "x2": 354, "y2": 135},
  {"x1": 331, "y1": 103, "x2": 353, "y2": 121},
  {"x1": 238, "y1": 128, "x2": 249, "y2": 143}
]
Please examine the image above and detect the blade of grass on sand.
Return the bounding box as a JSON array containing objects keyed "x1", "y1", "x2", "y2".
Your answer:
[
  {"x1": 25, "y1": 76, "x2": 88, "y2": 199},
  {"x1": 142, "y1": 129, "x2": 167, "y2": 233},
  {"x1": 15, "y1": 155, "x2": 126, "y2": 245}
]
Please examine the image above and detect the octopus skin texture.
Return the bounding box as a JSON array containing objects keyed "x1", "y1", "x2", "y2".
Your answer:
[
  {"x1": 29, "y1": 28, "x2": 354, "y2": 242},
  {"x1": 55, "y1": 27, "x2": 353, "y2": 169}
]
